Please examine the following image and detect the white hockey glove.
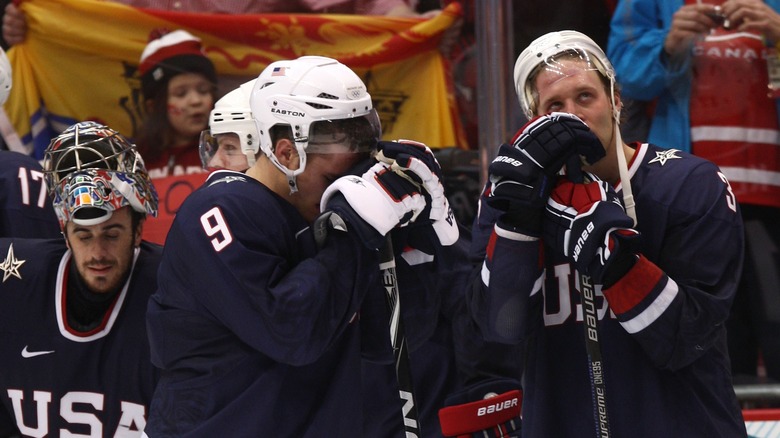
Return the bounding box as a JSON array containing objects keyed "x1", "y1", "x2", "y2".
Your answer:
[
  {"x1": 375, "y1": 139, "x2": 459, "y2": 245},
  {"x1": 318, "y1": 161, "x2": 427, "y2": 250}
]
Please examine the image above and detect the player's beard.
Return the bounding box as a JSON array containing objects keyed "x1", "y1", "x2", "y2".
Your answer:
[{"x1": 75, "y1": 245, "x2": 135, "y2": 295}]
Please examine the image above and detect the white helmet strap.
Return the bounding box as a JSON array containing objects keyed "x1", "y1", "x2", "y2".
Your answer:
[
  {"x1": 267, "y1": 139, "x2": 307, "y2": 194},
  {"x1": 608, "y1": 76, "x2": 637, "y2": 226}
]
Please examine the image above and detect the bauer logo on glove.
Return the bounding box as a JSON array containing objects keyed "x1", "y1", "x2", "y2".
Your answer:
[{"x1": 544, "y1": 173, "x2": 640, "y2": 287}]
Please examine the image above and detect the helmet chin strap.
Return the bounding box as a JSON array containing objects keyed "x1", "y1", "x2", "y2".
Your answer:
[
  {"x1": 244, "y1": 151, "x2": 256, "y2": 168},
  {"x1": 286, "y1": 174, "x2": 299, "y2": 194},
  {"x1": 610, "y1": 80, "x2": 637, "y2": 227}
]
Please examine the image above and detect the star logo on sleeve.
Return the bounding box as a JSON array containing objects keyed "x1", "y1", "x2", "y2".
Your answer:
[
  {"x1": 648, "y1": 149, "x2": 682, "y2": 166},
  {"x1": 0, "y1": 244, "x2": 26, "y2": 282}
]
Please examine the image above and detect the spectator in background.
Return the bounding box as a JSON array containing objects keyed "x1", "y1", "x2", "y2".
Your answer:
[
  {"x1": 0, "y1": 121, "x2": 160, "y2": 437},
  {"x1": 134, "y1": 29, "x2": 217, "y2": 180},
  {"x1": 608, "y1": 0, "x2": 780, "y2": 384}
]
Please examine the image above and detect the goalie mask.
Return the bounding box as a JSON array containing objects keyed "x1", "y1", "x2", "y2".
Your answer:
[
  {"x1": 43, "y1": 121, "x2": 159, "y2": 228},
  {"x1": 199, "y1": 78, "x2": 259, "y2": 170},
  {"x1": 249, "y1": 55, "x2": 381, "y2": 193}
]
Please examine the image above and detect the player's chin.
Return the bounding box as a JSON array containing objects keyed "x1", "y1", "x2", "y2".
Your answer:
[{"x1": 84, "y1": 275, "x2": 122, "y2": 295}]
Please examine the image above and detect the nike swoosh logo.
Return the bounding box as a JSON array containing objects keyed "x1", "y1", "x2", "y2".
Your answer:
[{"x1": 21, "y1": 345, "x2": 55, "y2": 358}]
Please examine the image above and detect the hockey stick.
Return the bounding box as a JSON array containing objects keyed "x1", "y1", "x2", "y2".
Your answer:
[
  {"x1": 569, "y1": 169, "x2": 611, "y2": 437},
  {"x1": 579, "y1": 271, "x2": 611, "y2": 437},
  {"x1": 379, "y1": 236, "x2": 421, "y2": 437}
]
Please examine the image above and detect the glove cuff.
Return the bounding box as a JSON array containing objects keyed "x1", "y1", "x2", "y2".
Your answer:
[
  {"x1": 439, "y1": 389, "x2": 522, "y2": 437},
  {"x1": 497, "y1": 211, "x2": 542, "y2": 238},
  {"x1": 439, "y1": 379, "x2": 522, "y2": 437},
  {"x1": 603, "y1": 255, "x2": 665, "y2": 315}
]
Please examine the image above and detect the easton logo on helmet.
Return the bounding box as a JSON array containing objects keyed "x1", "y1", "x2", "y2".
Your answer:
[{"x1": 271, "y1": 108, "x2": 305, "y2": 117}]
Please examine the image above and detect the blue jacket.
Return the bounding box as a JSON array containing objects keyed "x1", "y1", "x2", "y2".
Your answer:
[{"x1": 607, "y1": 0, "x2": 780, "y2": 152}]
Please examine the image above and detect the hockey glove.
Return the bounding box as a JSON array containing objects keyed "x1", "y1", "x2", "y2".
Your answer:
[
  {"x1": 485, "y1": 143, "x2": 554, "y2": 236},
  {"x1": 376, "y1": 139, "x2": 459, "y2": 246},
  {"x1": 319, "y1": 162, "x2": 426, "y2": 250},
  {"x1": 485, "y1": 113, "x2": 605, "y2": 236},
  {"x1": 512, "y1": 112, "x2": 605, "y2": 174},
  {"x1": 544, "y1": 174, "x2": 640, "y2": 288},
  {"x1": 438, "y1": 378, "x2": 522, "y2": 438}
]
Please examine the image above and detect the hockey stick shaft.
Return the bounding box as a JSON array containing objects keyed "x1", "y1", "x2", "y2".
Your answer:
[
  {"x1": 579, "y1": 271, "x2": 611, "y2": 438},
  {"x1": 379, "y1": 236, "x2": 421, "y2": 437}
]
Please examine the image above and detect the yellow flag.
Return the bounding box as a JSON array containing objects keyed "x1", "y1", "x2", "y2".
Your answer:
[{"x1": 5, "y1": 0, "x2": 466, "y2": 158}]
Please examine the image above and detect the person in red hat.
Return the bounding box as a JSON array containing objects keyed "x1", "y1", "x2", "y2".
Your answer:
[{"x1": 134, "y1": 29, "x2": 217, "y2": 180}]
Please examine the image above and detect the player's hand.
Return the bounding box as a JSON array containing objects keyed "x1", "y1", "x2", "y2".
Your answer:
[
  {"x1": 722, "y1": 0, "x2": 780, "y2": 42},
  {"x1": 376, "y1": 139, "x2": 459, "y2": 245},
  {"x1": 665, "y1": 4, "x2": 724, "y2": 58},
  {"x1": 438, "y1": 378, "x2": 522, "y2": 438},
  {"x1": 486, "y1": 143, "x2": 552, "y2": 236},
  {"x1": 485, "y1": 113, "x2": 604, "y2": 236},
  {"x1": 512, "y1": 112, "x2": 605, "y2": 174},
  {"x1": 2, "y1": 3, "x2": 28, "y2": 47},
  {"x1": 318, "y1": 161, "x2": 426, "y2": 250},
  {"x1": 543, "y1": 174, "x2": 641, "y2": 288}
]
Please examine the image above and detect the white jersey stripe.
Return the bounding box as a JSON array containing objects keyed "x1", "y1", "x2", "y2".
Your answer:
[
  {"x1": 620, "y1": 278, "x2": 679, "y2": 334},
  {"x1": 690, "y1": 126, "x2": 780, "y2": 145},
  {"x1": 719, "y1": 166, "x2": 780, "y2": 188}
]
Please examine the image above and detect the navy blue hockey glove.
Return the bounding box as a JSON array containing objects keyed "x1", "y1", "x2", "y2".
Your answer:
[
  {"x1": 438, "y1": 378, "x2": 522, "y2": 438},
  {"x1": 512, "y1": 112, "x2": 605, "y2": 174},
  {"x1": 486, "y1": 143, "x2": 553, "y2": 236},
  {"x1": 318, "y1": 161, "x2": 426, "y2": 250},
  {"x1": 486, "y1": 113, "x2": 605, "y2": 236},
  {"x1": 544, "y1": 174, "x2": 641, "y2": 288},
  {"x1": 376, "y1": 139, "x2": 459, "y2": 245}
]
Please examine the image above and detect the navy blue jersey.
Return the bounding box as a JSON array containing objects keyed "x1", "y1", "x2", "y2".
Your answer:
[
  {"x1": 472, "y1": 143, "x2": 746, "y2": 437},
  {"x1": 362, "y1": 230, "x2": 476, "y2": 438},
  {"x1": 0, "y1": 151, "x2": 60, "y2": 238},
  {"x1": 145, "y1": 170, "x2": 392, "y2": 437},
  {"x1": 364, "y1": 227, "x2": 524, "y2": 438},
  {"x1": 0, "y1": 238, "x2": 161, "y2": 437}
]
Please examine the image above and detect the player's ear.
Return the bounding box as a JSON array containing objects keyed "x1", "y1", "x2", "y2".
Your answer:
[
  {"x1": 613, "y1": 89, "x2": 622, "y2": 114},
  {"x1": 134, "y1": 217, "x2": 145, "y2": 248},
  {"x1": 274, "y1": 139, "x2": 300, "y2": 170}
]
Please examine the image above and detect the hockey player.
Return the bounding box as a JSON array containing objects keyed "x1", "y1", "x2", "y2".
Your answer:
[
  {"x1": 468, "y1": 30, "x2": 746, "y2": 436},
  {"x1": 198, "y1": 77, "x2": 258, "y2": 172},
  {"x1": 0, "y1": 150, "x2": 61, "y2": 238},
  {"x1": 0, "y1": 121, "x2": 161, "y2": 437},
  {"x1": 0, "y1": 44, "x2": 59, "y2": 238},
  {"x1": 195, "y1": 70, "x2": 521, "y2": 438},
  {"x1": 143, "y1": 55, "x2": 460, "y2": 437}
]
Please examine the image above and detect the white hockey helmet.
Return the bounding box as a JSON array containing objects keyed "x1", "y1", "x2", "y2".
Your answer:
[
  {"x1": 0, "y1": 46, "x2": 12, "y2": 106},
  {"x1": 249, "y1": 55, "x2": 381, "y2": 193},
  {"x1": 200, "y1": 78, "x2": 258, "y2": 170},
  {"x1": 514, "y1": 30, "x2": 615, "y2": 119},
  {"x1": 43, "y1": 121, "x2": 158, "y2": 228}
]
